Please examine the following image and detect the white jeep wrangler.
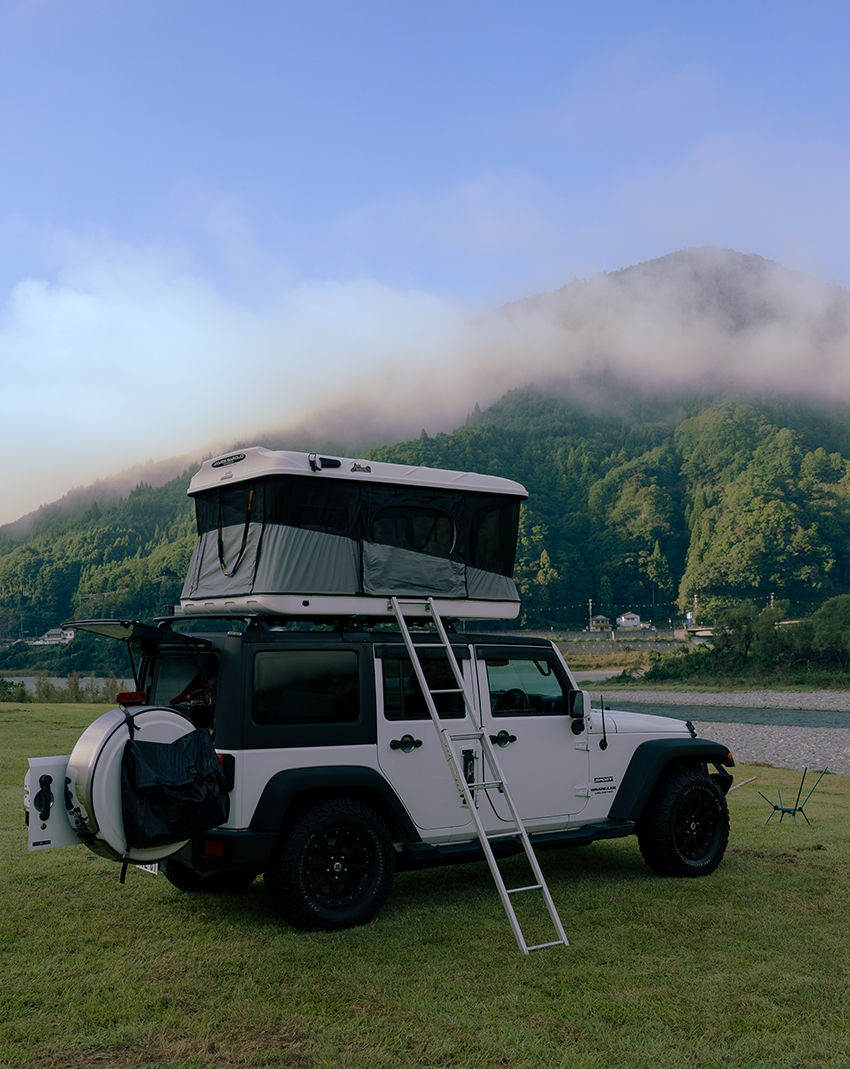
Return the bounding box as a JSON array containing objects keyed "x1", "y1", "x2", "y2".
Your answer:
[{"x1": 25, "y1": 448, "x2": 733, "y2": 936}]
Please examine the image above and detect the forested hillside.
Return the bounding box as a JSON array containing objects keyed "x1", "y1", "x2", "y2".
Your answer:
[
  {"x1": 372, "y1": 387, "x2": 850, "y2": 626},
  {"x1": 0, "y1": 476, "x2": 197, "y2": 645},
  {"x1": 3, "y1": 384, "x2": 850, "y2": 651}
]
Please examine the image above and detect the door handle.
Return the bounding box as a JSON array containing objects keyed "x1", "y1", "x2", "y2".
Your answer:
[
  {"x1": 390, "y1": 734, "x2": 423, "y2": 753},
  {"x1": 489, "y1": 730, "x2": 517, "y2": 747}
]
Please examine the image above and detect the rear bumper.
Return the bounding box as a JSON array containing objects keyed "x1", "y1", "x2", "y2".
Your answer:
[{"x1": 170, "y1": 828, "x2": 279, "y2": 872}]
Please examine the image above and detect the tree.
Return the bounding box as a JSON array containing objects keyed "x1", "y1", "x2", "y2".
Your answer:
[
  {"x1": 514, "y1": 508, "x2": 561, "y2": 625},
  {"x1": 646, "y1": 540, "x2": 673, "y2": 599},
  {"x1": 712, "y1": 601, "x2": 757, "y2": 665}
]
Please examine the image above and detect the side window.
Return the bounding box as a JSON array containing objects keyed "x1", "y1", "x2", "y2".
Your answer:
[
  {"x1": 148, "y1": 652, "x2": 219, "y2": 728},
  {"x1": 484, "y1": 655, "x2": 567, "y2": 716},
  {"x1": 383, "y1": 655, "x2": 465, "y2": 720},
  {"x1": 253, "y1": 650, "x2": 360, "y2": 725}
]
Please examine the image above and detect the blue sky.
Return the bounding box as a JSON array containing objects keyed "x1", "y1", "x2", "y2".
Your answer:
[{"x1": 3, "y1": 1, "x2": 850, "y2": 523}]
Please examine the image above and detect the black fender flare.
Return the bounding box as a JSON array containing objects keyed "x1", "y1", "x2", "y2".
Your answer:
[
  {"x1": 608, "y1": 738, "x2": 734, "y2": 821},
  {"x1": 249, "y1": 765, "x2": 421, "y2": 842}
]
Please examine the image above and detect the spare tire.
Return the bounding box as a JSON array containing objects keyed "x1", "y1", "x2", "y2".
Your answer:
[{"x1": 65, "y1": 706, "x2": 200, "y2": 864}]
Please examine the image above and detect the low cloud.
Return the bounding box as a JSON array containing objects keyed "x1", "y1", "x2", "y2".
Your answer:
[{"x1": 3, "y1": 238, "x2": 850, "y2": 528}]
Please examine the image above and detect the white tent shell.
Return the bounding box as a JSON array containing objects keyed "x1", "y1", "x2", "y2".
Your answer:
[{"x1": 180, "y1": 447, "x2": 528, "y2": 620}]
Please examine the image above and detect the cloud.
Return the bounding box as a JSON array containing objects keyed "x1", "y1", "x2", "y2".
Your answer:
[
  {"x1": 4, "y1": 228, "x2": 850, "y2": 529},
  {"x1": 477, "y1": 248, "x2": 850, "y2": 402},
  {"x1": 0, "y1": 233, "x2": 476, "y2": 524}
]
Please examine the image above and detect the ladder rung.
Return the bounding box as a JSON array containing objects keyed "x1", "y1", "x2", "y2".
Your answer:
[
  {"x1": 487, "y1": 832, "x2": 520, "y2": 840},
  {"x1": 465, "y1": 780, "x2": 503, "y2": 791},
  {"x1": 506, "y1": 884, "x2": 543, "y2": 894},
  {"x1": 430, "y1": 687, "x2": 463, "y2": 694},
  {"x1": 446, "y1": 731, "x2": 484, "y2": 741},
  {"x1": 527, "y1": 941, "x2": 568, "y2": 951}
]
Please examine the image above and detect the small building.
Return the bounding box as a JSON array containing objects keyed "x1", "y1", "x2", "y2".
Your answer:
[
  {"x1": 589, "y1": 614, "x2": 611, "y2": 632},
  {"x1": 28, "y1": 627, "x2": 75, "y2": 646},
  {"x1": 616, "y1": 611, "x2": 644, "y2": 630}
]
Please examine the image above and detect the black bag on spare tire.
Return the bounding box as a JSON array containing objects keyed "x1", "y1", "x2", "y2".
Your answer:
[{"x1": 121, "y1": 729, "x2": 229, "y2": 850}]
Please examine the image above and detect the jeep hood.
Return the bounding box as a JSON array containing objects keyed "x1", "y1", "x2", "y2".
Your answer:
[{"x1": 603, "y1": 708, "x2": 693, "y2": 735}]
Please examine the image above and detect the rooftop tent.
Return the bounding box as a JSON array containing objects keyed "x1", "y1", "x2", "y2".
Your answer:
[{"x1": 180, "y1": 448, "x2": 528, "y2": 619}]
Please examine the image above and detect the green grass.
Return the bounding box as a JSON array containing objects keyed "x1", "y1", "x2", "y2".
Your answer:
[
  {"x1": 2, "y1": 702, "x2": 849, "y2": 1068},
  {"x1": 553, "y1": 646, "x2": 645, "y2": 672}
]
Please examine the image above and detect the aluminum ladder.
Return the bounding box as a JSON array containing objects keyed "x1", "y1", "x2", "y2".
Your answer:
[{"x1": 389, "y1": 596, "x2": 568, "y2": 953}]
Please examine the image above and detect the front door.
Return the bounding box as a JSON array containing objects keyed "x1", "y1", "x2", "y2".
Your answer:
[{"x1": 475, "y1": 645, "x2": 590, "y2": 828}]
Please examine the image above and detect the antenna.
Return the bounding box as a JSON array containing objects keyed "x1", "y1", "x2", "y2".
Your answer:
[{"x1": 598, "y1": 693, "x2": 608, "y2": 750}]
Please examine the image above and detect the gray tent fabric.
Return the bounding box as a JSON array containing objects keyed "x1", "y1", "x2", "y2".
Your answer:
[
  {"x1": 361, "y1": 542, "x2": 467, "y2": 597},
  {"x1": 465, "y1": 567, "x2": 520, "y2": 602},
  {"x1": 254, "y1": 526, "x2": 361, "y2": 594},
  {"x1": 183, "y1": 526, "x2": 361, "y2": 600},
  {"x1": 182, "y1": 522, "x2": 264, "y2": 599}
]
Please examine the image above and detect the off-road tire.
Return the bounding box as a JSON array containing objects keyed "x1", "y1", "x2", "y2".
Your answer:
[
  {"x1": 163, "y1": 859, "x2": 258, "y2": 893},
  {"x1": 636, "y1": 767, "x2": 729, "y2": 877},
  {"x1": 265, "y1": 798, "x2": 395, "y2": 932}
]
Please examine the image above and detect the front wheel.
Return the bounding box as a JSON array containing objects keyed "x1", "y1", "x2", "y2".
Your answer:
[
  {"x1": 265, "y1": 798, "x2": 395, "y2": 931},
  {"x1": 636, "y1": 767, "x2": 729, "y2": 877}
]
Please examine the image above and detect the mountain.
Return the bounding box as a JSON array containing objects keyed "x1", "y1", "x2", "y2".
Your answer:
[
  {"x1": 487, "y1": 246, "x2": 850, "y2": 406},
  {"x1": 3, "y1": 247, "x2": 850, "y2": 644}
]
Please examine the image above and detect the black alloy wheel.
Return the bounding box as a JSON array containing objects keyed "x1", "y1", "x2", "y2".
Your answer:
[
  {"x1": 636, "y1": 766, "x2": 730, "y2": 877},
  {"x1": 265, "y1": 798, "x2": 395, "y2": 931}
]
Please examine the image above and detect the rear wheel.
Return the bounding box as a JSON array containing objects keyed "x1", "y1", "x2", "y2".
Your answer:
[
  {"x1": 637, "y1": 767, "x2": 729, "y2": 877},
  {"x1": 265, "y1": 798, "x2": 395, "y2": 931}
]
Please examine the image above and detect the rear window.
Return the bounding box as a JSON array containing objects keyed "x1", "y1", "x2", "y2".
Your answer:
[
  {"x1": 146, "y1": 652, "x2": 219, "y2": 729},
  {"x1": 252, "y1": 650, "x2": 360, "y2": 725}
]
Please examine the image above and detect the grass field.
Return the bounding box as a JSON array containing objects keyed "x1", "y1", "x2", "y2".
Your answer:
[
  {"x1": 552, "y1": 647, "x2": 645, "y2": 673},
  {"x1": 2, "y1": 703, "x2": 849, "y2": 1069}
]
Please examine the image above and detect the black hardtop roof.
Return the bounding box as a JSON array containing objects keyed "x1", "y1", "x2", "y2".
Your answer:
[{"x1": 64, "y1": 618, "x2": 555, "y2": 650}]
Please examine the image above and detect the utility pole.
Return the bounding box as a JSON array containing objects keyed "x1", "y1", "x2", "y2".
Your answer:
[{"x1": 588, "y1": 598, "x2": 593, "y2": 631}]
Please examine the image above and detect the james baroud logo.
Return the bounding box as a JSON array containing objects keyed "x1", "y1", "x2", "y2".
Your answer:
[{"x1": 212, "y1": 453, "x2": 247, "y2": 468}]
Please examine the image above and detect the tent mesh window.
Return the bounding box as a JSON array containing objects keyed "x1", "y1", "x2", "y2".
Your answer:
[{"x1": 371, "y1": 506, "x2": 455, "y2": 558}]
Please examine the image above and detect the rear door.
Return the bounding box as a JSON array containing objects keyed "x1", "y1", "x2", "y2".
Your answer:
[
  {"x1": 475, "y1": 645, "x2": 590, "y2": 826},
  {"x1": 375, "y1": 645, "x2": 474, "y2": 834}
]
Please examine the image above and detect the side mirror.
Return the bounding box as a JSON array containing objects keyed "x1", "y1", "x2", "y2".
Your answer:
[{"x1": 569, "y1": 689, "x2": 590, "y2": 719}]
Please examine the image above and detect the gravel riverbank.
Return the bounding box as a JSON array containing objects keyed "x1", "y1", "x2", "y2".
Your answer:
[
  {"x1": 600, "y1": 688, "x2": 850, "y2": 711},
  {"x1": 597, "y1": 688, "x2": 850, "y2": 775},
  {"x1": 692, "y1": 720, "x2": 850, "y2": 776}
]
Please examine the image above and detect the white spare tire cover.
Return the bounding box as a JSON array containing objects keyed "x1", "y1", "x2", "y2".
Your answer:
[{"x1": 66, "y1": 706, "x2": 197, "y2": 863}]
